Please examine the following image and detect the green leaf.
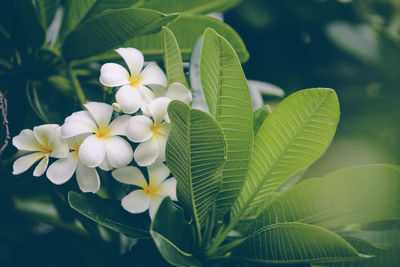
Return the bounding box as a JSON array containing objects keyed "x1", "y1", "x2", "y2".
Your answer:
[
  {"x1": 76, "y1": 13, "x2": 249, "y2": 64},
  {"x1": 62, "y1": 8, "x2": 178, "y2": 61},
  {"x1": 254, "y1": 165, "x2": 400, "y2": 230},
  {"x1": 166, "y1": 101, "x2": 226, "y2": 240},
  {"x1": 253, "y1": 105, "x2": 270, "y2": 135},
  {"x1": 327, "y1": 237, "x2": 400, "y2": 267},
  {"x1": 151, "y1": 198, "x2": 200, "y2": 267},
  {"x1": 200, "y1": 28, "x2": 253, "y2": 218},
  {"x1": 338, "y1": 229, "x2": 400, "y2": 246},
  {"x1": 162, "y1": 27, "x2": 188, "y2": 87},
  {"x1": 233, "y1": 222, "x2": 364, "y2": 264},
  {"x1": 68, "y1": 191, "x2": 150, "y2": 239},
  {"x1": 58, "y1": 0, "x2": 139, "y2": 43},
  {"x1": 135, "y1": 0, "x2": 241, "y2": 14},
  {"x1": 231, "y1": 88, "x2": 340, "y2": 221},
  {"x1": 34, "y1": 0, "x2": 59, "y2": 29}
]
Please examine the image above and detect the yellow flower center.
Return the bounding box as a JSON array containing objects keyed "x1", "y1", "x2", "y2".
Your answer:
[
  {"x1": 142, "y1": 182, "x2": 160, "y2": 199},
  {"x1": 41, "y1": 144, "x2": 52, "y2": 156},
  {"x1": 151, "y1": 123, "x2": 165, "y2": 137},
  {"x1": 129, "y1": 75, "x2": 141, "y2": 88},
  {"x1": 71, "y1": 141, "x2": 83, "y2": 159},
  {"x1": 95, "y1": 124, "x2": 111, "y2": 140}
]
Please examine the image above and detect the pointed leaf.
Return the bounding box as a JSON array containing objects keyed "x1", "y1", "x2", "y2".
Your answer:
[
  {"x1": 76, "y1": 13, "x2": 249, "y2": 64},
  {"x1": 166, "y1": 101, "x2": 226, "y2": 238},
  {"x1": 253, "y1": 165, "x2": 400, "y2": 230},
  {"x1": 162, "y1": 27, "x2": 188, "y2": 87},
  {"x1": 68, "y1": 191, "x2": 150, "y2": 238},
  {"x1": 200, "y1": 28, "x2": 253, "y2": 218},
  {"x1": 233, "y1": 222, "x2": 364, "y2": 264},
  {"x1": 62, "y1": 8, "x2": 178, "y2": 61},
  {"x1": 231, "y1": 88, "x2": 340, "y2": 221},
  {"x1": 151, "y1": 198, "x2": 200, "y2": 267}
]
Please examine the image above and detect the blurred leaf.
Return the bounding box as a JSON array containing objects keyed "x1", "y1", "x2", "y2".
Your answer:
[
  {"x1": 162, "y1": 27, "x2": 188, "y2": 87},
  {"x1": 151, "y1": 198, "x2": 200, "y2": 267},
  {"x1": 135, "y1": 0, "x2": 241, "y2": 14},
  {"x1": 233, "y1": 222, "x2": 364, "y2": 264},
  {"x1": 77, "y1": 13, "x2": 249, "y2": 64},
  {"x1": 253, "y1": 105, "x2": 270, "y2": 135},
  {"x1": 338, "y1": 229, "x2": 400, "y2": 246},
  {"x1": 247, "y1": 80, "x2": 285, "y2": 97},
  {"x1": 275, "y1": 168, "x2": 307, "y2": 194},
  {"x1": 200, "y1": 28, "x2": 253, "y2": 219},
  {"x1": 166, "y1": 101, "x2": 226, "y2": 239},
  {"x1": 231, "y1": 89, "x2": 340, "y2": 221},
  {"x1": 34, "y1": 0, "x2": 59, "y2": 29},
  {"x1": 327, "y1": 237, "x2": 400, "y2": 267},
  {"x1": 253, "y1": 165, "x2": 400, "y2": 230},
  {"x1": 68, "y1": 191, "x2": 150, "y2": 239},
  {"x1": 62, "y1": 8, "x2": 178, "y2": 61}
]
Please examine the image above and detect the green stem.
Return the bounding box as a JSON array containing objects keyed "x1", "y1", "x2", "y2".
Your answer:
[
  {"x1": 67, "y1": 65, "x2": 86, "y2": 106},
  {"x1": 207, "y1": 215, "x2": 241, "y2": 256},
  {"x1": 202, "y1": 204, "x2": 216, "y2": 250}
]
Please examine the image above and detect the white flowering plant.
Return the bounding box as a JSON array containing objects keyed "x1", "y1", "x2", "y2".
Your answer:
[{"x1": 1, "y1": 1, "x2": 400, "y2": 266}]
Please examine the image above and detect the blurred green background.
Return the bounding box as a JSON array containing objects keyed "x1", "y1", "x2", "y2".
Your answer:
[{"x1": 1, "y1": 0, "x2": 399, "y2": 266}]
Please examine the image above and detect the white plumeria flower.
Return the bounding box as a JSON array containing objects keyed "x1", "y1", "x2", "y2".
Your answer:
[
  {"x1": 112, "y1": 163, "x2": 177, "y2": 219},
  {"x1": 46, "y1": 134, "x2": 101, "y2": 193},
  {"x1": 61, "y1": 102, "x2": 133, "y2": 170},
  {"x1": 126, "y1": 113, "x2": 170, "y2": 167},
  {"x1": 145, "y1": 82, "x2": 192, "y2": 122},
  {"x1": 99, "y1": 47, "x2": 167, "y2": 114},
  {"x1": 12, "y1": 124, "x2": 69, "y2": 177}
]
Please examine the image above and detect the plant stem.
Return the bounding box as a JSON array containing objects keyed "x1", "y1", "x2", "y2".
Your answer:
[{"x1": 67, "y1": 65, "x2": 86, "y2": 106}]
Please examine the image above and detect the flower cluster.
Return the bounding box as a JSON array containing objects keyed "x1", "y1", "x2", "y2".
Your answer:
[{"x1": 11, "y1": 48, "x2": 191, "y2": 218}]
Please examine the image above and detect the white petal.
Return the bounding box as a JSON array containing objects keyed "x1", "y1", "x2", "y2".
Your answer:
[
  {"x1": 126, "y1": 115, "x2": 153, "y2": 142},
  {"x1": 98, "y1": 154, "x2": 112, "y2": 171},
  {"x1": 121, "y1": 190, "x2": 150, "y2": 214},
  {"x1": 33, "y1": 124, "x2": 58, "y2": 147},
  {"x1": 134, "y1": 138, "x2": 159, "y2": 167},
  {"x1": 139, "y1": 85, "x2": 156, "y2": 108},
  {"x1": 33, "y1": 155, "x2": 49, "y2": 177},
  {"x1": 84, "y1": 102, "x2": 113, "y2": 127},
  {"x1": 166, "y1": 82, "x2": 192, "y2": 103},
  {"x1": 149, "y1": 196, "x2": 164, "y2": 220},
  {"x1": 159, "y1": 178, "x2": 177, "y2": 201},
  {"x1": 12, "y1": 152, "x2": 43, "y2": 175},
  {"x1": 78, "y1": 135, "x2": 105, "y2": 168},
  {"x1": 139, "y1": 63, "x2": 167, "y2": 87},
  {"x1": 148, "y1": 163, "x2": 170, "y2": 186},
  {"x1": 115, "y1": 84, "x2": 142, "y2": 114},
  {"x1": 99, "y1": 63, "x2": 130, "y2": 87},
  {"x1": 108, "y1": 115, "x2": 131, "y2": 136},
  {"x1": 12, "y1": 129, "x2": 42, "y2": 151},
  {"x1": 115, "y1": 48, "x2": 144, "y2": 78},
  {"x1": 112, "y1": 166, "x2": 147, "y2": 187},
  {"x1": 156, "y1": 135, "x2": 168, "y2": 162},
  {"x1": 46, "y1": 153, "x2": 78, "y2": 184},
  {"x1": 149, "y1": 97, "x2": 171, "y2": 123},
  {"x1": 66, "y1": 133, "x2": 91, "y2": 148},
  {"x1": 61, "y1": 111, "x2": 96, "y2": 138},
  {"x1": 76, "y1": 161, "x2": 100, "y2": 193},
  {"x1": 105, "y1": 136, "x2": 133, "y2": 168},
  {"x1": 48, "y1": 127, "x2": 69, "y2": 158}
]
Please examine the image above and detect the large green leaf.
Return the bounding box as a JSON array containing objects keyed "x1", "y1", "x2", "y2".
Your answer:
[
  {"x1": 166, "y1": 101, "x2": 226, "y2": 240},
  {"x1": 253, "y1": 165, "x2": 400, "y2": 230},
  {"x1": 76, "y1": 13, "x2": 249, "y2": 64},
  {"x1": 327, "y1": 237, "x2": 400, "y2": 267},
  {"x1": 135, "y1": 0, "x2": 241, "y2": 14},
  {"x1": 68, "y1": 191, "x2": 150, "y2": 239},
  {"x1": 62, "y1": 8, "x2": 178, "y2": 61},
  {"x1": 233, "y1": 222, "x2": 364, "y2": 264},
  {"x1": 58, "y1": 0, "x2": 139, "y2": 43},
  {"x1": 162, "y1": 27, "x2": 188, "y2": 87},
  {"x1": 151, "y1": 198, "x2": 200, "y2": 267},
  {"x1": 231, "y1": 88, "x2": 340, "y2": 222},
  {"x1": 200, "y1": 28, "x2": 253, "y2": 218}
]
